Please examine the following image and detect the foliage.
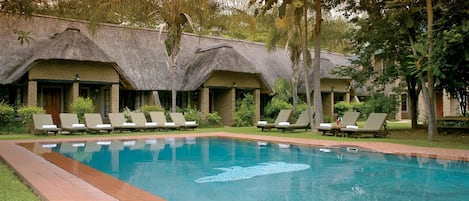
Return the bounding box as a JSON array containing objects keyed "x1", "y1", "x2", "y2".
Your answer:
[
  {"x1": 264, "y1": 99, "x2": 292, "y2": 119},
  {"x1": 17, "y1": 106, "x2": 45, "y2": 124},
  {"x1": 233, "y1": 93, "x2": 255, "y2": 127},
  {"x1": 122, "y1": 107, "x2": 132, "y2": 122},
  {"x1": 292, "y1": 102, "x2": 307, "y2": 121},
  {"x1": 70, "y1": 97, "x2": 95, "y2": 123},
  {"x1": 0, "y1": 102, "x2": 15, "y2": 127},
  {"x1": 17, "y1": 106, "x2": 45, "y2": 133},
  {"x1": 361, "y1": 93, "x2": 399, "y2": 120},
  {"x1": 334, "y1": 101, "x2": 352, "y2": 117},
  {"x1": 138, "y1": 105, "x2": 165, "y2": 120},
  {"x1": 205, "y1": 112, "x2": 222, "y2": 126},
  {"x1": 180, "y1": 105, "x2": 201, "y2": 123}
]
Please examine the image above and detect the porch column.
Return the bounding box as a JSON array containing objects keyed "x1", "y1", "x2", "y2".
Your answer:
[
  {"x1": 230, "y1": 87, "x2": 236, "y2": 125},
  {"x1": 110, "y1": 84, "x2": 119, "y2": 113},
  {"x1": 72, "y1": 82, "x2": 79, "y2": 103},
  {"x1": 200, "y1": 87, "x2": 210, "y2": 120},
  {"x1": 27, "y1": 80, "x2": 37, "y2": 106},
  {"x1": 254, "y1": 89, "x2": 260, "y2": 123},
  {"x1": 330, "y1": 90, "x2": 335, "y2": 116}
]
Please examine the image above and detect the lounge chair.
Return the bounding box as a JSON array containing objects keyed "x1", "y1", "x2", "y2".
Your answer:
[
  {"x1": 84, "y1": 113, "x2": 113, "y2": 133},
  {"x1": 32, "y1": 114, "x2": 62, "y2": 135},
  {"x1": 169, "y1": 112, "x2": 199, "y2": 130},
  {"x1": 59, "y1": 113, "x2": 87, "y2": 134},
  {"x1": 340, "y1": 113, "x2": 388, "y2": 138},
  {"x1": 318, "y1": 111, "x2": 360, "y2": 136},
  {"x1": 129, "y1": 112, "x2": 161, "y2": 131},
  {"x1": 149, "y1": 111, "x2": 179, "y2": 130},
  {"x1": 256, "y1": 109, "x2": 292, "y2": 132},
  {"x1": 108, "y1": 113, "x2": 138, "y2": 132},
  {"x1": 275, "y1": 110, "x2": 311, "y2": 133}
]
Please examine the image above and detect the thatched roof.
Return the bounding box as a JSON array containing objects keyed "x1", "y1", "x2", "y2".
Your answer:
[
  {"x1": 182, "y1": 44, "x2": 268, "y2": 90},
  {"x1": 0, "y1": 14, "x2": 351, "y2": 92},
  {"x1": 0, "y1": 19, "x2": 133, "y2": 86}
]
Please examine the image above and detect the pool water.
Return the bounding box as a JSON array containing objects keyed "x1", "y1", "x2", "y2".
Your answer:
[{"x1": 52, "y1": 137, "x2": 469, "y2": 201}]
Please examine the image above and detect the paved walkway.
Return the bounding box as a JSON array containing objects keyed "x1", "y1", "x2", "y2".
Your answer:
[{"x1": 1, "y1": 132, "x2": 468, "y2": 201}]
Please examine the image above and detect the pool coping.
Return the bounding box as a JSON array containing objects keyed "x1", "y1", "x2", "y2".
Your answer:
[{"x1": 1, "y1": 132, "x2": 469, "y2": 201}]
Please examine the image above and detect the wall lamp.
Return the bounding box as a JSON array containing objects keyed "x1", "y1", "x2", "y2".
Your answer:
[
  {"x1": 75, "y1": 74, "x2": 80, "y2": 82},
  {"x1": 233, "y1": 82, "x2": 237, "y2": 88}
]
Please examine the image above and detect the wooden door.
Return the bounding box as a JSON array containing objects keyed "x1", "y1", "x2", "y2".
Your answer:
[{"x1": 43, "y1": 88, "x2": 62, "y2": 124}]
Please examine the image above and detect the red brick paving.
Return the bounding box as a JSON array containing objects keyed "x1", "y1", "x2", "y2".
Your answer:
[{"x1": 1, "y1": 132, "x2": 468, "y2": 201}]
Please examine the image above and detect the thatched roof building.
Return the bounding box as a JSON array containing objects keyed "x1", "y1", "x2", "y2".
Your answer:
[{"x1": 0, "y1": 14, "x2": 350, "y2": 92}]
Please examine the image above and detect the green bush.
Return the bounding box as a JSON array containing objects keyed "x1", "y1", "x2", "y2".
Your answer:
[
  {"x1": 334, "y1": 101, "x2": 352, "y2": 116},
  {"x1": 138, "y1": 105, "x2": 165, "y2": 120},
  {"x1": 17, "y1": 106, "x2": 45, "y2": 133},
  {"x1": 181, "y1": 106, "x2": 201, "y2": 123},
  {"x1": 264, "y1": 99, "x2": 292, "y2": 119},
  {"x1": 233, "y1": 93, "x2": 255, "y2": 127},
  {"x1": 205, "y1": 112, "x2": 222, "y2": 126},
  {"x1": 0, "y1": 102, "x2": 15, "y2": 127},
  {"x1": 362, "y1": 93, "x2": 399, "y2": 119},
  {"x1": 292, "y1": 103, "x2": 307, "y2": 121},
  {"x1": 70, "y1": 97, "x2": 95, "y2": 123}
]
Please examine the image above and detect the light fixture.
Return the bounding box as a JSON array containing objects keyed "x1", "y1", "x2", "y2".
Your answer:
[
  {"x1": 233, "y1": 82, "x2": 237, "y2": 88},
  {"x1": 75, "y1": 74, "x2": 80, "y2": 82}
]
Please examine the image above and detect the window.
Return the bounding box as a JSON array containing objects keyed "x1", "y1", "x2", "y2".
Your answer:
[
  {"x1": 104, "y1": 89, "x2": 110, "y2": 116},
  {"x1": 401, "y1": 93, "x2": 408, "y2": 112}
]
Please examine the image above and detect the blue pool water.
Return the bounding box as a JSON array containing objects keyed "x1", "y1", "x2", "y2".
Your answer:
[{"x1": 51, "y1": 137, "x2": 469, "y2": 201}]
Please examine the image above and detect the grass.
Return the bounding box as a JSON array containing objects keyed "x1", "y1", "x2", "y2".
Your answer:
[
  {"x1": 0, "y1": 121, "x2": 468, "y2": 200},
  {"x1": 0, "y1": 161, "x2": 40, "y2": 201}
]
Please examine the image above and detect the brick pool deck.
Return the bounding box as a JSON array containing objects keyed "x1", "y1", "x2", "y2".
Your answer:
[{"x1": 1, "y1": 132, "x2": 469, "y2": 201}]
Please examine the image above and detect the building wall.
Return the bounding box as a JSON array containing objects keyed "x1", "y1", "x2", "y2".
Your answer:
[
  {"x1": 29, "y1": 60, "x2": 118, "y2": 83},
  {"x1": 204, "y1": 71, "x2": 260, "y2": 89}
]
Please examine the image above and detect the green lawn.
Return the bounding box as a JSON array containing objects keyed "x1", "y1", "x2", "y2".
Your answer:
[{"x1": 0, "y1": 121, "x2": 468, "y2": 200}]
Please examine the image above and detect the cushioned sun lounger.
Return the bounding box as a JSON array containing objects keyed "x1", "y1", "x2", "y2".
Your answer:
[
  {"x1": 59, "y1": 113, "x2": 87, "y2": 134},
  {"x1": 340, "y1": 113, "x2": 388, "y2": 138},
  {"x1": 149, "y1": 111, "x2": 179, "y2": 130},
  {"x1": 32, "y1": 114, "x2": 62, "y2": 135},
  {"x1": 318, "y1": 111, "x2": 360, "y2": 136},
  {"x1": 129, "y1": 112, "x2": 161, "y2": 131},
  {"x1": 275, "y1": 110, "x2": 311, "y2": 133},
  {"x1": 169, "y1": 112, "x2": 198, "y2": 130},
  {"x1": 84, "y1": 113, "x2": 113, "y2": 133},
  {"x1": 256, "y1": 109, "x2": 292, "y2": 132},
  {"x1": 108, "y1": 113, "x2": 138, "y2": 132}
]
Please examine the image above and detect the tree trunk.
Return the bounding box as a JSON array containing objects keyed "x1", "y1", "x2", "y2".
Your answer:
[
  {"x1": 407, "y1": 76, "x2": 419, "y2": 129},
  {"x1": 302, "y1": 0, "x2": 314, "y2": 132},
  {"x1": 425, "y1": 0, "x2": 438, "y2": 141},
  {"x1": 312, "y1": 0, "x2": 323, "y2": 131}
]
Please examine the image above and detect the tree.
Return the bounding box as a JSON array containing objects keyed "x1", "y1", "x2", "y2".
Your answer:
[
  {"x1": 251, "y1": 0, "x2": 316, "y2": 131},
  {"x1": 432, "y1": 0, "x2": 469, "y2": 116}
]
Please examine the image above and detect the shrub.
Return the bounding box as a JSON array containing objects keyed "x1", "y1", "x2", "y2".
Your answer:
[
  {"x1": 70, "y1": 97, "x2": 95, "y2": 123},
  {"x1": 181, "y1": 106, "x2": 201, "y2": 123},
  {"x1": 264, "y1": 99, "x2": 292, "y2": 119},
  {"x1": 138, "y1": 105, "x2": 164, "y2": 120},
  {"x1": 362, "y1": 93, "x2": 399, "y2": 119},
  {"x1": 17, "y1": 106, "x2": 45, "y2": 133},
  {"x1": 334, "y1": 101, "x2": 352, "y2": 116},
  {"x1": 233, "y1": 93, "x2": 255, "y2": 127},
  {"x1": 292, "y1": 103, "x2": 307, "y2": 120},
  {"x1": 205, "y1": 112, "x2": 222, "y2": 126},
  {"x1": 0, "y1": 102, "x2": 15, "y2": 127},
  {"x1": 122, "y1": 107, "x2": 132, "y2": 121}
]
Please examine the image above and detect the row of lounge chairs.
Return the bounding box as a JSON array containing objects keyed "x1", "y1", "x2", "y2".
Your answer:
[
  {"x1": 257, "y1": 109, "x2": 311, "y2": 132},
  {"x1": 257, "y1": 109, "x2": 388, "y2": 137},
  {"x1": 32, "y1": 111, "x2": 198, "y2": 135}
]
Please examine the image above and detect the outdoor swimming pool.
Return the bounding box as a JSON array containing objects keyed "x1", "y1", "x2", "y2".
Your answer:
[{"x1": 46, "y1": 137, "x2": 469, "y2": 201}]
